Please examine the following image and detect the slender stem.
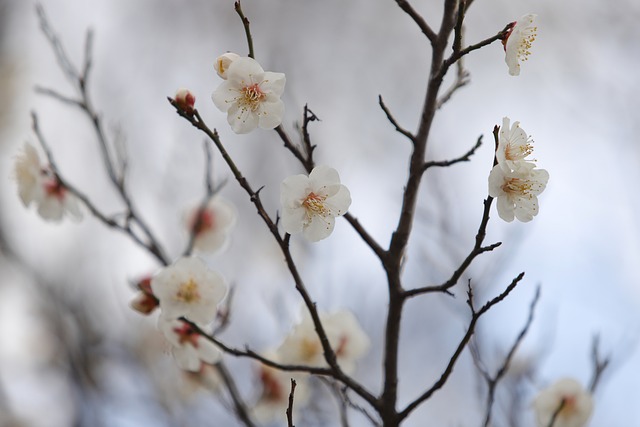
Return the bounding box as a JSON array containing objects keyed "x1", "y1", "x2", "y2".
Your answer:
[
  {"x1": 234, "y1": 1, "x2": 255, "y2": 59},
  {"x1": 216, "y1": 362, "x2": 257, "y2": 427}
]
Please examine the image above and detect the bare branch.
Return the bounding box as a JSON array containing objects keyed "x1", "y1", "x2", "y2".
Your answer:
[
  {"x1": 378, "y1": 95, "x2": 415, "y2": 142},
  {"x1": 216, "y1": 362, "x2": 257, "y2": 427},
  {"x1": 588, "y1": 335, "x2": 610, "y2": 394},
  {"x1": 400, "y1": 272, "x2": 525, "y2": 420},
  {"x1": 234, "y1": 1, "x2": 255, "y2": 59},
  {"x1": 478, "y1": 286, "x2": 541, "y2": 427},
  {"x1": 422, "y1": 135, "x2": 482, "y2": 172},
  {"x1": 394, "y1": 0, "x2": 437, "y2": 43},
  {"x1": 286, "y1": 379, "x2": 297, "y2": 427}
]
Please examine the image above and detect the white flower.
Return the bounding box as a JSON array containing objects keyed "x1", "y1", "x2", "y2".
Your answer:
[
  {"x1": 158, "y1": 317, "x2": 221, "y2": 371},
  {"x1": 276, "y1": 309, "x2": 370, "y2": 374},
  {"x1": 488, "y1": 162, "x2": 548, "y2": 222},
  {"x1": 504, "y1": 14, "x2": 538, "y2": 76},
  {"x1": 533, "y1": 378, "x2": 594, "y2": 427},
  {"x1": 151, "y1": 257, "x2": 227, "y2": 324},
  {"x1": 252, "y1": 353, "x2": 309, "y2": 424},
  {"x1": 14, "y1": 143, "x2": 82, "y2": 222},
  {"x1": 184, "y1": 197, "x2": 237, "y2": 253},
  {"x1": 280, "y1": 165, "x2": 351, "y2": 242},
  {"x1": 211, "y1": 56, "x2": 285, "y2": 134},
  {"x1": 214, "y1": 52, "x2": 240, "y2": 80},
  {"x1": 497, "y1": 117, "x2": 535, "y2": 172}
]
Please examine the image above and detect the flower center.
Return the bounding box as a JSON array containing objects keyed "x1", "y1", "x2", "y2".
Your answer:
[
  {"x1": 191, "y1": 209, "x2": 215, "y2": 235},
  {"x1": 505, "y1": 141, "x2": 534, "y2": 161},
  {"x1": 239, "y1": 83, "x2": 266, "y2": 112},
  {"x1": 43, "y1": 176, "x2": 66, "y2": 201},
  {"x1": 175, "y1": 278, "x2": 201, "y2": 304},
  {"x1": 302, "y1": 192, "x2": 329, "y2": 217},
  {"x1": 502, "y1": 178, "x2": 535, "y2": 198},
  {"x1": 516, "y1": 26, "x2": 537, "y2": 62},
  {"x1": 300, "y1": 337, "x2": 321, "y2": 362}
]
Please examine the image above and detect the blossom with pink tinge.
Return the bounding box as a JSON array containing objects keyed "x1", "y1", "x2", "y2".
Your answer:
[
  {"x1": 211, "y1": 56, "x2": 285, "y2": 133},
  {"x1": 174, "y1": 88, "x2": 196, "y2": 114},
  {"x1": 14, "y1": 143, "x2": 82, "y2": 222},
  {"x1": 533, "y1": 378, "x2": 593, "y2": 427},
  {"x1": 151, "y1": 257, "x2": 227, "y2": 324},
  {"x1": 184, "y1": 197, "x2": 237, "y2": 253},
  {"x1": 280, "y1": 165, "x2": 351, "y2": 242},
  {"x1": 276, "y1": 309, "x2": 370, "y2": 374},
  {"x1": 158, "y1": 317, "x2": 221, "y2": 371},
  {"x1": 503, "y1": 14, "x2": 538, "y2": 76}
]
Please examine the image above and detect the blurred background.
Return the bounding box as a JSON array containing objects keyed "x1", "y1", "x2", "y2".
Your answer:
[{"x1": 0, "y1": 0, "x2": 639, "y2": 426}]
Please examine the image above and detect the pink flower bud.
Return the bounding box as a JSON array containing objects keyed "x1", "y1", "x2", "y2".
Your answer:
[{"x1": 175, "y1": 88, "x2": 196, "y2": 114}]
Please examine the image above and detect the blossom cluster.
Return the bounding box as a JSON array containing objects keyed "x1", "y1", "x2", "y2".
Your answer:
[
  {"x1": 14, "y1": 143, "x2": 82, "y2": 222},
  {"x1": 252, "y1": 309, "x2": 370, "y2": 422},
  {"x1": 488, "y1": 117, "x2": 549, "y2": 222}
]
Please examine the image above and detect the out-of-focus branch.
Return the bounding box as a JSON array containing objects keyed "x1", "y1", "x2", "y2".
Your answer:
[
  {"x1": 35, "y1": 5, "x2": 169, "y2": 265},
  {"x1": 400, "y1": 273, "x2": 525, "y2": 420},
  {"x1": 31, "y1": 112, "x2": 170, "y2": 265},
  {"x1": 320, "y1": 379, "x2": 382, "y2": 427},
  {"x1": 473, "y1": 286, "x2": 541, "y2": 427},
  {"x1": 436, "y1": 59, "x2": 470, "y2": 109},
  {"x1": 170, "y1": 101, "x2": 378, "y2": 409},
  {"x1": 216, "y1": 362, "x2": 257, "y2": 427},
  {"x1": 378, "y1": 95, "x2": 415, "y2": 142},
  {"x1": 404, "y1": 195, "x2": 499, "y2": 298},
  {"x1": 588, "y1": 335, "x2": 610, "y2": 394},
  {"x1": 394, "y1": 0, "x2": 437, "y2": 43}
]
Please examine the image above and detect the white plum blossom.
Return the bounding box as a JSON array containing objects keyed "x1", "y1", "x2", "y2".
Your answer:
[
  {"x1": 503, "y1": 14, "x2": 538, "y2": 76},
  {"x1": 158, "y1": 317, "x2": 221, "y2": 371},
  {"x1": 276, "y1": 309, "x2": 370, "y2": 374},
  {"x1": 533, "y1": 378, "x2": 594, "y2": 427},
  {"x1": 497, "y1": 117, "x2": 536, "y2": 172},
  {"x1": 214, "y1": 52, "x2": 240, "y2": 80},
  {"x1": 151, "y1": 256, "x2": 227, "y2": 324},
  {"x1": 252, "y1": 353, "x2": 309, "y2": 423},
  {"x1": 488, "y1": 162, "x2": 548, "y2": 222},
  {"x1": 14, "y1": 142, "x2": 82, "y2": 222},
  {"x1": 184, "y1": 197, "x2": 237, "y2": 253},
  {"x1": 211, "y1": 56, "x2": 285, "y2": 134},
  {"x1": 280, "y1": 165, "x2": 351, "y2": 242}
]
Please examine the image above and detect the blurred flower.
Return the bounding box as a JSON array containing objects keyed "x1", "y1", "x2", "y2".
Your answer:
[
  {"x1": 183, "y1": 362, "x2": 223, "y2": 394},
  {"x1": 151, "y1": 257, "x2": 227, "y2": 324},
  {"x1": 214, "y1": 52, "x2": 240, "y2": 80},
  {"x1": 533, "y1": 378, "x2": 593, "y2": 427},
  {"x1": 488, "y1": 162, "x2": 548, "y2": 222},
  {"x1": 277, "y1": 309, "x2": 369, "y2": 374},
  {"x1": 174, "y1": 88, "x2": 195, "y2": 114},
  {"x1": 497, "y1": 117, "x2": 536, "y2": 172},
  {"x1": 252, "y1": 353, "x2": 309, "y2": 424},
  {"x1": 503, "y1": 14, "x2": 537, "y2": 76},
  {"x1": 211, "y1": 56, "x2": 285, "y2": 133},
  {"x1": 159, "y1": 318, "x2": 221, "y2": 371},
  {"x1": 14, "y1": 142, "x2": 82, "y2": 222},
  {"x1": 130, "y1": 275, "x2": 159, "y2": 315},
  {"x1": 280, "y1": 165, "x2": 351, "y2": 242},
  {"x1": 184, "y1": 197, "x2": 237, "y2": 253}
]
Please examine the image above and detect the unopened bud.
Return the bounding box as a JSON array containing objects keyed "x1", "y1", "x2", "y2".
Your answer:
[
  {"x1": 214, "y1": 52, "x2": 240, "y2": 79},
  {"x1": 175, "y1": 88, "x2": 196, "y2": 114},
  {"x1": 130, "y1": 276, "x2": 159, "y2": 315}
]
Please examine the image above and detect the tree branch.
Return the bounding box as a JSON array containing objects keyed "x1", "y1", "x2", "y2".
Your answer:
[{"x1": 394, "y1": 0, "x2": 437, "y2": 43}]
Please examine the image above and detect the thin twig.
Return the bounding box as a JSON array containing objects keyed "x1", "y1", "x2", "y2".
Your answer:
[
  {"x1": 422, "y1": 135, "x2": 482, "y2": 172},
  {"x1": 217, "y1": 361, "x2": 257, "y2": 427},
  {"x1": 394, "y1": 0, "x2": 437, "y2": 43},
  {"x1": 478, "y1": 286, "x2": 541, "y2": 427},
  {"x1": 234, "y1": 1, "x2": 255, "y2": 59},
  {"x1": 378, "y1": 95, "x2": 415, "y2": 142},
  {"x1": 588, "y1": 335, "x2": 610, "y2": 394},
  {"x1": 286, "y1": 379, "x2": 297, "y2": 427},
  {"x1": 400, "y1": 272, "x2": 525, "y2": 420}
]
